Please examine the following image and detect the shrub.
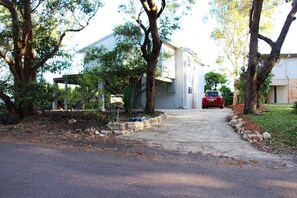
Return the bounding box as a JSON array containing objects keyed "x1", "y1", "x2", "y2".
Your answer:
[
  {"x1": 292, "y1": 101, "x2": 297, "y2": 114},
  {"x1": 219, "y1": 85, "x2": 233, "y2": 107}
]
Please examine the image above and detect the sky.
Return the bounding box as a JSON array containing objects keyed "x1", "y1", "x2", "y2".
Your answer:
[{"x1": 45, "y1": 0, "x2": 297, "y2": 83}]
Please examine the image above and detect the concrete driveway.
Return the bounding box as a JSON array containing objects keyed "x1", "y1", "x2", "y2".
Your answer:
[{"x1": 121, "y1": 108, "x2": 295, "y2": 167}]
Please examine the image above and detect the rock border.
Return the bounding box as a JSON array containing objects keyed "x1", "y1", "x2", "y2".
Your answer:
[
  {"x1": 105, "y1": 113, "x2": 167, "y2": 136},
  {"x1": 227, "y1": 114, "x2": 271, "y2": 143}
]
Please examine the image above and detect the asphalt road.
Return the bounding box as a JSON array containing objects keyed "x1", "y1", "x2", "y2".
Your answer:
[{"x1": 0, "y1": 142, "x2": 297, "y2": 198}]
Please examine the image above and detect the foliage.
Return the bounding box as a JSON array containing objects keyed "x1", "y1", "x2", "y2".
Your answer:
[
  {"x1": 236, "y1": 67, "x2": 247, "y2": 103},
  {"x1": 13, "y1": 80, "x2": 58, "y2": 114},
  {"x1": 249, "y1": 104, "x2": 297, "y2": 152},
  {"x1": 209, "y1": 0, "x2": 250, "y2": 76},
  {"x1": 84, "y1": 23, "x2": 146, "y2": 112},
  {"x1": 219, "y1": 85, "x2": 234, "y2": 106},
  {"x1": 237, "y1": 66, "x2": 273, "y2": 105},
  {"x1": 0, "y1": 0, "x2": 102, "y2": 117},
  {"x1": 292, "y1": 101, "x2": 297, "y2": 114},
  {"x1": 77, "y1": 72, "x2": 103, "y2": 110},
  {"x1": 204, "y1": 71, "x2": 227, "y2": 91}
]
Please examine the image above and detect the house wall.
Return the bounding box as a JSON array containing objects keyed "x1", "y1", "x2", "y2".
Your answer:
[
  {"x1": 80, "y1": 34, "x2": 206, "y2": 110},
  {"x1": 184, "y1": 53, "x2": 192, "y2": 109},
  {"x1": 93, "y1": 34, "x2": 116, "y2": 50},
  {"x1": 157, "y1": 48, "x2": 205, "y2": 109},
  {"x1": 272, "y1": 59, "x2": 287, "y2": 80},
  {"x1": 267, "y1": 85, "x2": 288, "y2": 103},
  {"x1": 160, "y1": 45, "x2": 176, "y2": 79},
  {"x1": 289, "y1": 79, "x2": 297, "y2": 103},
  {"x1": 267, "y1": 56, "x2": 297, "y2": 104},
  {"x1": 195, "y1": 62, "x2": 205, "y2": 108},
  {"x1": 287, "y1": 58, "x2": 297, "y2": 78},
  {"x1": 155, "y1": 81, "x2": 179, "y2": 109}
]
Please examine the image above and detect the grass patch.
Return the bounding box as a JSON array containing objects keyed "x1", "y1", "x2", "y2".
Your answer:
[{"x1": 249, "y1": 104, "x2": 297, "y2": 153}]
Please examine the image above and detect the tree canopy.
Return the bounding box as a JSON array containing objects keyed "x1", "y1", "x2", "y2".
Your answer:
[
  {"x1": 0, "y1": 0, "x2": 102, "y2": 119},
  {"x1": 209, "y1": 0, "x2": 280, "y2": 106},
  {"x1": 204, "y1": 71, "x2": 227, "y2": 91}
]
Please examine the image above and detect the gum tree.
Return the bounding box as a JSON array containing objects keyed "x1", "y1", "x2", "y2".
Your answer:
[
  {"x1": 244, "y1": 0, "x2": 297, "y2": 114},
  {"x1": 0, "y1": 0, "x2": 102, "y2": 119},
  {"x1": 209, "y1": 0, "x2": 251, "y2": 106},
  {"x1": 119, "y1": 0, "x2": 196, "y2": 114}
]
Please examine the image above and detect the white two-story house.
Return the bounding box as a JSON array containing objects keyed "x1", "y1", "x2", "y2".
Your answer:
[
  {"x1": 267, "y1": 53, "x2": 297, "y2": 104},
  {"x1": 79, "y1": 33, "x2": 207, "y2": 109}
]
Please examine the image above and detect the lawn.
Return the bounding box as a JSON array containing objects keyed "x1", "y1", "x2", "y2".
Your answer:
[{"x1": 249, "y1": 104, "x2": 297, "y2": 153}]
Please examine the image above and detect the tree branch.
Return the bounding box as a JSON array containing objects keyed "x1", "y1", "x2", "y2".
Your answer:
[
  {"x1": 157, "y1": 0, "x2": 166, "y2": 19},
  {"x1": 249, "y1": 2, "x2": 254, "y2": 31},
  {"x1": 0, "y1": 50, "x2": 13, "y2": 67},
  {"x1": 33, "y1": 32, "x2": 66, "y2": 71},
  {"x1": 0, "y1": 0, "x2": 11, "y2": 7},
  {"x1": 31, "y1": 0, "x2": 44, "y2": 13},
  {"x1": 258, "y1": 34, "x2": 274, "y2": 47}
]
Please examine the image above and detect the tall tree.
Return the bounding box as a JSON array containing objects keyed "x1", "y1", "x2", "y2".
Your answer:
[
  {"x1": 119, "y1": 0, "x2": 196, "y2": 114},
  {"x1": 0, "y1": 0, "x2": 102, "y2": 119},
  {"x1": 244, "y1": 0, "x2": 297, "y2": 114},
  {"x1": 209, "y1": 0, "x2": 278, "y2": 106},
  {"x1": 209, "y1": 0, "x2": 251, "y2": 106},
  {"x1": 204, "y1": 71, "x2": 227, "y2": 91}
]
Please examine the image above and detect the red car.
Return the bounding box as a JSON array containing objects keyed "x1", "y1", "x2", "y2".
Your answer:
[{"x1": 202, "y1": 90, "x2": 224, "y2": 109}]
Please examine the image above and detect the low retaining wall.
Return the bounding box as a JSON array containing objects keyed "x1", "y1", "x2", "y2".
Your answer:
[
  {"x1": 106, "y1": 113, "x2": 167, "y2": 136},
  {"x1": 227, "y1": 114, "x2": 271, "y2": 143}
]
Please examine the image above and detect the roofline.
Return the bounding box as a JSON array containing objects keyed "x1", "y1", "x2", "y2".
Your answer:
[
  {"x1": 78, "y1": 32, "x2": 115, "y2": 53},
  {"x1": 183, "y1": 48, "x2": 209, "y2": 66},
  {"x1": 279, "y1": 53, "x2": 297, "y2": 58},
  {"x1": 78, "y1": 33, "x2": 208, "y2": 66},
  {"x1": 262, "y1": 53, "x2": 297, "y2": 58}
]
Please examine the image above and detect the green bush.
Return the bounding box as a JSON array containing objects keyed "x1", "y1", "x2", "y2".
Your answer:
[
  {"x1": 0, "y1": 102, "x2": 8, "y2": 117},
  {"x1": 219, "y1": 85, "x2": 233, "y2": 107},
  {"x1": 292, "y1": 101, "x2": 297, "y2": 114}
]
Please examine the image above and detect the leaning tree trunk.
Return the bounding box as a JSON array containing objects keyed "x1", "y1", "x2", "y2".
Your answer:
[{"x1": 244, "y1": 0, "x2": 263, "y2": 114}]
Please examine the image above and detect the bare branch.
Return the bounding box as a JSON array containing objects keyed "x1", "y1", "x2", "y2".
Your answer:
[
  {"x1": 0, "y1": 50, "x2": 12, "y2": 66},
  {"x1": 157, "y1": 0, "x2": 166, "y2": 19},
  {"x1": 31, "y1": 0, "x2": 44, "y2": 13},
  {"x1": 33, "y1": 32, "x2": 66, "y2": 70},
  {"x1": 274, "y1": 1, "x2": 297, "y2": 48},
  {"x1": 258, "y1": 34, "x2": 274, "y2": 47}
]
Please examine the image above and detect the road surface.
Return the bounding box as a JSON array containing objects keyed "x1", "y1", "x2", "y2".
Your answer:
[{"x1": 0, "y1": 142, "x2": 297, "y2": 198}]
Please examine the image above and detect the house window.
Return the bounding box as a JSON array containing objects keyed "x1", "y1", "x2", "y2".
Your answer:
[{"x1": 188, "y1": 87, "x2": 193, "y2": 94}]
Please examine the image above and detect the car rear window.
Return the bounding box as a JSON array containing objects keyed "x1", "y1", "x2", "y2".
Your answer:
[{"x1": 206, "y1": 92, "x2": 219, "y2": 97}]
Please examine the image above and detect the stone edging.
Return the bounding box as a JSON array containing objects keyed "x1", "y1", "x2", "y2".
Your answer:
[
  {"x1": 105, "y1": 113, "x2": 167, "y2": 136},
  {"x1": 227, "y1": 114, "x2": 271, "y2": 143}
]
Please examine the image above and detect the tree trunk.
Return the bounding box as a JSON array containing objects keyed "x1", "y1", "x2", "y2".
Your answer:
[
  {"x1": 244, "y1": 0, "x2": 263, "y2": 114},
  {"x1": 0, "y1": 91, "x2": 20, "y2": 124},
  {"x1": 145, "y1": 61, "x2": 156, "y2": 114},
  {"x1": 232, "y1": 79, "x2": 239, "y2": 106}
]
